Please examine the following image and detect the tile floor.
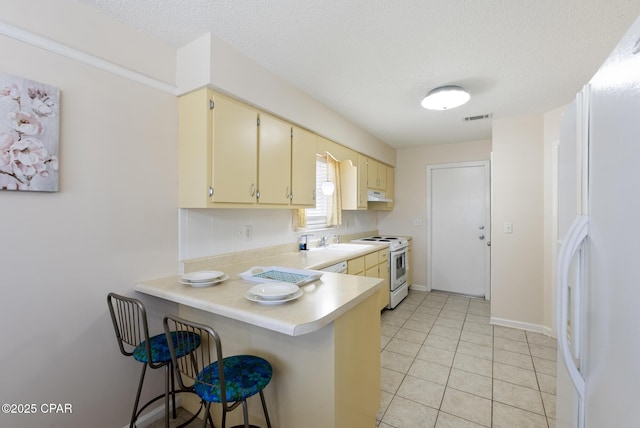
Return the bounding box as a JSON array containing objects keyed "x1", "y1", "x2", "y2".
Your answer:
[{"x1": 377, "y1": 289, "x2": 557, "y2": 428}]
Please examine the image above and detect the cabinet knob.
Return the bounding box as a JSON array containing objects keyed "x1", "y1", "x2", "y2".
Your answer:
[{"x1": 208, "y1": 187, "x2": 213, "y2": 197}]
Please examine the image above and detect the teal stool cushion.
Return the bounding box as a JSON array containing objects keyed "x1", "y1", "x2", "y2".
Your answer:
[
  {"x1": 194, "y1": 355, "x2": 272, "y2": 402},
  {"x1": 133, "y1": 331, "x2": 200, "y2": 364}
]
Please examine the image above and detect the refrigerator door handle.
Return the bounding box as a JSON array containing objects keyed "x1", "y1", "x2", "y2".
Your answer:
[{"x1": 557, "y1": 214, "x2": 588, "y2": 399}]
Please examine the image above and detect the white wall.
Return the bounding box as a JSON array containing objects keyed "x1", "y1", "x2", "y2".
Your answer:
[
  {"x1": 544, "y1": 104, "x2": 570, "y2": 336},
  {"x1": 0, "y1": 1, "x2": 179, "y2": 427},
  {"x1": 491, "y1": 115, "x2": 546, "y2": 330},
  {"x1": 377, "y1": 140, "x2": 492, "y2": 287},
  {"x1": 180, "y1": 209, "x2": 377, "y2": 261},
  {"x1": 177, "y1": 33, "x2": 397, "y2": 167},
  {"x1": 0, "y1": 3, "x2": 389, "y2": 426}
]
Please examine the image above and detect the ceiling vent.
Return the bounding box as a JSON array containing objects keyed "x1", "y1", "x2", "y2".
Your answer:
[{"x1": 464, "y1": 113, "x2": 493, "y2": 122}]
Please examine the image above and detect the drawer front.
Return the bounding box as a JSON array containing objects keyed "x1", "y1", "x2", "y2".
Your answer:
[
  {"x1": 364, "y1": 252, "x2": 379, "y2": 269},
  {"x1": 378, "y1": 250, "x2": 389, "y2": 263},
  {"x1": 365, "y1": 266, "x2": 378, "y2": 278},
  {"x1": 347, "y1": 256, "x2": 365, "y2": 275}
]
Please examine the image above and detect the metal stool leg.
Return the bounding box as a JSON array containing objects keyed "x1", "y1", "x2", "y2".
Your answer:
[
  {"x1": 242, "y1": 400, "x2": 249, "y2": 428},
  {"x1": 201, "y1": 402, "x2": 212, "y2": 428},
  {"x1": 131, "y1": 363, "x2": 148, "y2": 428},
  {"x1": 164, "y1": 364, "x2": 170, "y2": 428},
  {"x1": 259, "y1": 391, "x2": 272, "y2": 428},
  {"x1": 170, "y1": 363, "x2": 177, "y2": 418}
]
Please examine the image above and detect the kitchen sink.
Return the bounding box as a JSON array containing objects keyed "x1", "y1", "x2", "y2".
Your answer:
[{"x1": 309, "y1": 243, "x2": 375, "y2": 253}]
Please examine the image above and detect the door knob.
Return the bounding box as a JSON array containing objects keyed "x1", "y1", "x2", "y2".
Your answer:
[
  {"x1": 487, "y1": 241, "x2": 491, "y2": 246},
  {"x1": 479, "y1": 235, "x2": 485, "y2": 240}
]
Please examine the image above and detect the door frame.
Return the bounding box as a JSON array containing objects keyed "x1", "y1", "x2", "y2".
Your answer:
[{"x1": 426, "y1": 161, "x2": 491, "y2": 300}]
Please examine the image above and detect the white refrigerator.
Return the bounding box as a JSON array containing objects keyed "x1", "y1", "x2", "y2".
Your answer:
[{"x1": 556, "y1": 15, "x2": 640, "y2": 428}]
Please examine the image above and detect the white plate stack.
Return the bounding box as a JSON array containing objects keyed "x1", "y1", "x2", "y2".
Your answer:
[
  {"x1": 180, "y1": 270, "x2": 229, "y2": 287},
  {"x1": 245, "y1": 282, "x2": 303, "y2": 304}
]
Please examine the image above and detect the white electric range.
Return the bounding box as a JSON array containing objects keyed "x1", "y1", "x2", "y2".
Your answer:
[{"x1": 351, "y1": 236, "x2": 408, "y2": 309}]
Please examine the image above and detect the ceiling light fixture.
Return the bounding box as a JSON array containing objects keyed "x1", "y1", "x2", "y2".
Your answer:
[{"x1": 421, "y1": 85, "x2": 470, "y2": 110}]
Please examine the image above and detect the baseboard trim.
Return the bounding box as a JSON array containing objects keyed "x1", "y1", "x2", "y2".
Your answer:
[
  {"x1": 490, "y1": 317, "x2": 548, "y2": 334},
  {"x1": 542, "y1": 325, "x2": 556, "y2": 339},
  {"x1": 409, "y1": 284, "x2": 429, "y2": 292},
  {"x1": 121, "y1": 396, "x2": 181, "y2": 428}
]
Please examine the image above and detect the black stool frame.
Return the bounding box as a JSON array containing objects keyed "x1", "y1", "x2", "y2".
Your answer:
[
  {"x1": 107, "y1": 293, "x2": 205, "y2": 428},
  {"x1": 164, "y1": 315, "x2": 272, "y2": 428}
]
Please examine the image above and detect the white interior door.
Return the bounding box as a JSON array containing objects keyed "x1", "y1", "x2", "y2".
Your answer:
[{"x1": 427, "y1": 161, "x2": 490, "y2": 298}]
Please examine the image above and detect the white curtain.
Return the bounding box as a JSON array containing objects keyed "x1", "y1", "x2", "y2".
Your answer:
[{"x1": 326, "y1": 153, "x2": 342, "y2": 226}]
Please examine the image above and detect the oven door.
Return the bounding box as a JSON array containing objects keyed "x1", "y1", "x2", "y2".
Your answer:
[{"x1": 390, "y1": 248, "x2": 407, "y2": 290}]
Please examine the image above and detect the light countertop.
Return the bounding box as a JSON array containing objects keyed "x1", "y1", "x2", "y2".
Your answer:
[{"x1": 135, "y1": 244, "x2": 387, "y2": 336}]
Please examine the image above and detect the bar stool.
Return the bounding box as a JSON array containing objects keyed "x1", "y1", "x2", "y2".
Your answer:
[
  {"x1": 163, "y1": 315, "x2": 273, "y2": 428},
  {"x1": 107, "y1": 293, "x2": 204, "y2": 428}
]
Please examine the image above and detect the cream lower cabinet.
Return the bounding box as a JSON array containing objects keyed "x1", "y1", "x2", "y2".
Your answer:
[
  {"x1": 350, "y1": 250, "x2": 389, "y2": 310},
  {"x1": 368, "y1": 250, "x2": 390, "y2": 310},
  {"x1": 347, "y1": 256, "x2": 365, "y2": 276}
]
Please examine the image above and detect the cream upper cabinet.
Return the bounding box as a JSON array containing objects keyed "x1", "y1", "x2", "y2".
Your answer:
[
  {"x1": 367, "y1": 158, "x2": 387, "y2": 190},
  {"x1": 213, "y1": 93, "x2": 259, "y2": 204},
  {"x1": 291, "y1": 127, "x2": 317, "y2": 206},
  {"x1": 385, "y1": 166, "x2": 394, "y2": 209},
  {"x1": 340, "y1": 154, "x2": 368, "y2": 211},
  {"x1": 179, "y1": 89, "x2": 316, "y2": 208},
  {"x1": 358, "y1": 154, "x2": 369, "y2": 209},
  {"x1": 317, "y1": 136, "x2": 358, "y2": 164},
  {"x1": 369, "y1": 165, "x2": 395, "y2": 211},
  {"x1": 179, "y1": 88, "x2": 258, "y2": 207},
  {"x1": 258, "y1": 113, "x2": 292, "y2": 205}
]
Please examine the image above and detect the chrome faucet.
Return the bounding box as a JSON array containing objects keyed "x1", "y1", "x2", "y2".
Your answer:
[{"x1": 320, "y1": 236, "x2": 328, "y2": 247}]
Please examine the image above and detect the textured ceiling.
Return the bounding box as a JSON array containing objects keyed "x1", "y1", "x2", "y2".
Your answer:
[{"x1": 79, "y1": 0, "x2": 640, "y2": 148}]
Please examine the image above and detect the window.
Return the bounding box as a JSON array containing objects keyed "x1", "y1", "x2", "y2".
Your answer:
[{"x1": 303, "y1": 156, "x2": 331, "y2": 230}]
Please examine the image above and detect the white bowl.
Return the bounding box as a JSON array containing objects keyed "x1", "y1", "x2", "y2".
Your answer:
[
  {"x1": 182, "y1": 270, "x2": 224, "y2": 282},
  {"x1": 249, "y1": 282, "x2": 300, "y2": 300}
]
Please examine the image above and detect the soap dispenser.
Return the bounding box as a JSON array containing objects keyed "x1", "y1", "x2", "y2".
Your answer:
[{"x1": 299, "y1": 234, "x2": 310, "y2": 251}]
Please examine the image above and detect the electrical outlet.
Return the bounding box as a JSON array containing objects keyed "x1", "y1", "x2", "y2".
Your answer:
[
  {"x1": 242, "y1": 225, "x2": 253, "y2": 241},
  {"x1": 411, "y1": 218, "x2": 423, "y2": 226},
  {"x1": 504, "y1": 222, "x2": 513, "y2": 234}
]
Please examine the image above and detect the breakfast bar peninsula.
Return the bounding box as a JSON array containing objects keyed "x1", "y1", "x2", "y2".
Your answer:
[{"x1": 135, "y1": 255, "x2": 383, "y2": 428}]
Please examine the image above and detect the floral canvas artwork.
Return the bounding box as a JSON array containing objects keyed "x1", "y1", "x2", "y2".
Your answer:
[{"x1": 0, "y1": 72, "x2": 59, "y2": 192}]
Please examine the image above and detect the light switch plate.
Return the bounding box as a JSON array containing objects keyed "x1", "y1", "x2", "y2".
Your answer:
[{"x1": 242, "y1": 225, "x2": 253, "y2": 240}]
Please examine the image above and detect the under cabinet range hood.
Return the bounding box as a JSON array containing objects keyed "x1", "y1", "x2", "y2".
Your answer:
[{"x1": 367, "y1": 190, "x2": 393, "y2": 203}]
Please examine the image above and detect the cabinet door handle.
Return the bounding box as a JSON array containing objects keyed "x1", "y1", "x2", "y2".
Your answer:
[
  {"x1": 249, "y1": 183, "x2": 256, "y2": 197},
  {"x1": 208, "y1": 186, "x2": 213, "y2": 197}
]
